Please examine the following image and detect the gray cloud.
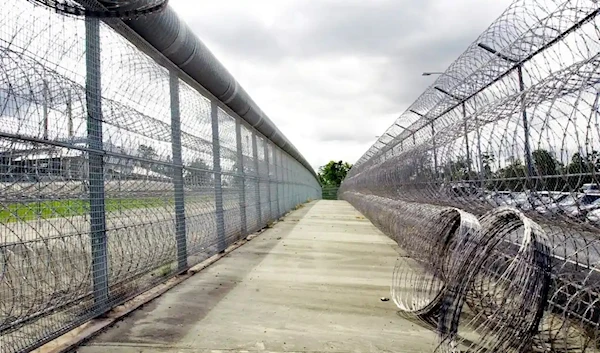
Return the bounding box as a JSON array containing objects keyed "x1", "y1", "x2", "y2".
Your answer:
[
  {"x1": 184, "y1": 1, "x2": 426, "y2": 60},
  {"x1": 315, "y1": 129, "x2": 382, "y2": 144},
  {"x1": 282, "y1": 0, "x2": 428, "y2": 56},
  {"x1": 184, "y1": 0, "x2": 498, "y2": 108},
  {"x1": 187, "y1": 15, "x2": 284, "y2": 62},
  {"x1": 377, "y1": 33, "x2": 481, "y2": 106},
  {"x1": 171, "y1": 0, "x2": 513, "y2": 168}
]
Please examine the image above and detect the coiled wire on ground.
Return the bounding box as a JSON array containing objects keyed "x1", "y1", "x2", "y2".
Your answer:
[{"x1": 343, "y1": 192, "x2": 554, "y2": 352}]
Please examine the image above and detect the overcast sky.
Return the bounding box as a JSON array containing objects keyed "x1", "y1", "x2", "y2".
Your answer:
[{"x1": 169, "y1": 0, "x2": 514, "y2": 171}]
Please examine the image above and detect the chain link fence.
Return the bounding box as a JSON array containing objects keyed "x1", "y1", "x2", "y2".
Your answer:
[
  {"x1": 0, "y1": 1, "x2": 320, "y2": 352},
  {"x1": 341, "y1": 0, "x2": 600, "y2": 351},
  {"x1": 321, "y1": 186, "x2": 339, "y2": 200}
]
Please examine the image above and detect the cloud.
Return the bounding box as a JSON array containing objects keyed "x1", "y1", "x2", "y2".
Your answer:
[{"x1": 169, "y1": 0, "x2": 514, "y2": 171}]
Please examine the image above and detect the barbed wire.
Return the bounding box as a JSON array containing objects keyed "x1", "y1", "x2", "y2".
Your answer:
[
  {"x1": 25, "y1": 0, "x2": 168, "y2": 18},
  {"x1": 0, "y1": 0, "x2": 320, "y2": 352},
  {"x1": 341, "y1": 0, "x2": 600, "y2": 351}
]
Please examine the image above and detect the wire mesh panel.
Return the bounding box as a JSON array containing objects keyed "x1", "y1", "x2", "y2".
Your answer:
[
  {"x1": 217, "y1": 108, "x2": 242, "y2": 246},
  {"x1": 241, "y1": 124, "x2": 259, "y2": 233},
  {"x1": 0, "y1": 1, "x2": 320, "y2": 351},
  {"x1": 282, "y1": 152, "x2": 290, "y2": 211},
  {"x1": 177, "y1": 80, "x2": 217, "y2": 265},
  {"x1": 256, "y1": 135, "x2": 270, "y2": 224},
  {"x1": 98, "y1": 17, "x2": 179, "y2": 310},
  {"x1": 322, "y1": 186, "x2": 339, "y2": 200},
  {"x1": 267, "y1": 141, "x2": 277, "y2": 221},
  {"x1": 275, "y1": 147, "x2": 283, "y2": 218},
  {"x1": 0, "y1": 2, "x2": 92, "y2": 351},
  {"x1": 287, "y1": 157, "x2": 294, "y2": 208},
  {"x1": 340, "y1": 1, "x2": 600, "y2": 352},
  {"x1": 289, "y1": 159, "x2": 297, "y2": 207}
]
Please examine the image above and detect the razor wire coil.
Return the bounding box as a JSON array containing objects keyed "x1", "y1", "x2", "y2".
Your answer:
[{"x1": 342, "y1": 0, "x2": 600, "y2": 351}]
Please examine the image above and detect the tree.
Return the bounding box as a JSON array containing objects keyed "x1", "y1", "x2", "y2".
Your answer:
[
  {"x1": 318, "y1": 160, "x2": 352, "y2": 186},
  {"x1": 532, "y1": 149, "x2": 559, "y2": 175},
  {"x1": 149, "y1": 155, "x2": 173, "y2": 178},
  {"x1": 137, "y1": 144, "x2": 157, "y2": 169},
  {"x1": 565, "y1": 151, "x2": 599, "y2": 190},
  {"x1": 416, "y1": 152, "x2": 435, "y2": 180},
  {"x1": 495, "y1": 158, "x2": 527, "y2": 191},
  {"x1": 185, "y1": 159, "x2": 213, "y2": 187},
  {"x1": 532, "y1": 149, "x2": 563, "y2": 190},
  {"x1": 443, "y1": 156, "x2": 470, "y2": 181}
]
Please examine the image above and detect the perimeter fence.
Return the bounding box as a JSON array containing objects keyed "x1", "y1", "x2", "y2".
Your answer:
[
  {"x1": 0, "y1": 1, "x2": 320, "y2": 352},
  {"x1": 341, "y1": 1, "x2": 600, "y2": 351}
]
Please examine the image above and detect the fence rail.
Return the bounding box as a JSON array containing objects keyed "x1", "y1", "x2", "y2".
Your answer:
[
  {"x1": 0, "y1": 2, "x2": 320, "y2": 352},
  {"x1": 342, "y1": 0, "x2": 600, "y2": 352}
]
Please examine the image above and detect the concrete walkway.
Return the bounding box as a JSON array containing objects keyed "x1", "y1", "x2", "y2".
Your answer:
[{"x1": 79, "y1": 200, "x2": 437, "y2": 353}]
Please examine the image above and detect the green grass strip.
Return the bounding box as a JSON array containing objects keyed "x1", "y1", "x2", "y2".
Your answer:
[{"x1": 0, "y1": 197, "x2": 176, "y2": 223}]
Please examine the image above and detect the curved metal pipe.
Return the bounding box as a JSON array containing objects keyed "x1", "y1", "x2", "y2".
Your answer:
[{"x1": 110, "y1": 4, "x2": 315, "y2": 178}]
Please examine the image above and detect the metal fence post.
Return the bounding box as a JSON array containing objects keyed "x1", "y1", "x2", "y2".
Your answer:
[
  {"x1": 169, "y1": 72, "x2": 187, "y2": 271},
  {"x1": 275, "y1": 149, "x2": 281, "y2": 217},
  {"x1": 284, "y1": 158, "x2": 294, "y2": 211},
  {"x1": 211, "y1": 101, "x2": 226, "y2": 252},
  {"x1": 518, "y1": 65, "x2": 534, "y2": 180},
  {"x1": 291, "y1": 160, "x2": 296, "y2": 206},
  {"x1": 281, "y1": 155, "x2": 285, "y2": 211},
  {"x1": 291, "y1": 159, "x2": 295, "y2": 203},
  {"x1": 85, "y1": 16, "x2": 108, "y2": 311},
  {"x1": 264, "y1": 141, "x2": 272, "y2": 221},
  {"x1": 252, "y1": 133, "x2": 261, "y2": 226},
  {"x1": 281, "y1": 156, "x2": 285, "y2": 211},
  {"x1": 235, "y1": 118, "x2": 247, "y2": 236},
  {"x1": 431, "y1": 121, "x2": 438, "y2": 179},
  {"x1": 42, "y1": 78, "x2": 49, "y2": 141},
  {"x1": 461, "y1": 102, "x2": 472, "y2": 175}
]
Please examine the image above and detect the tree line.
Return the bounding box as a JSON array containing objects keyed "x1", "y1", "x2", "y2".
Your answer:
[
  {"x1": 318, "y1": 160, "x2": 352, "y2": 187},
  {"x1": 442, "y1": 148, "x2": 599, "y2": 192}
]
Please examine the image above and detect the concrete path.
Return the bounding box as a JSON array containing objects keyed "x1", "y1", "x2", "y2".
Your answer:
[{"x1": 78, "y1": 200, "x2": 437, "y2": 353}]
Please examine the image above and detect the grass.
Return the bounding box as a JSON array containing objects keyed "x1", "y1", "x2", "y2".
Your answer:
[{"x1": 0, "y1": 197, "x2": 175, "y2": 223}]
